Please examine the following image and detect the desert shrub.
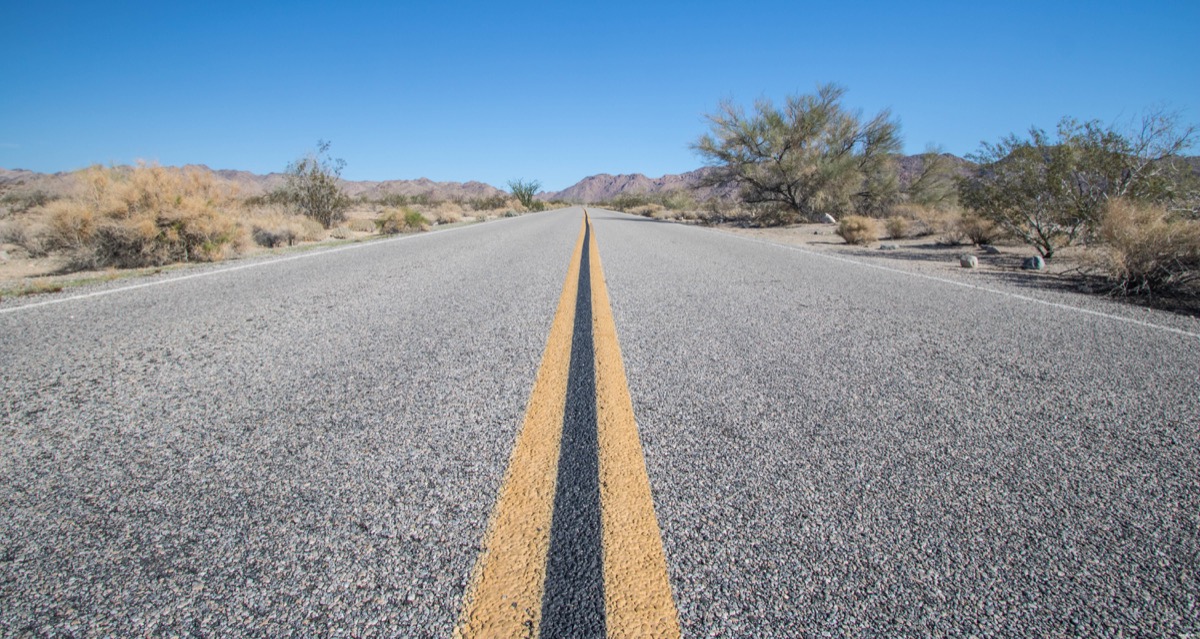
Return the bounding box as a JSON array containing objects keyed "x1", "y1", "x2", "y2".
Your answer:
[
  {"x1": 249, "y1": 214, "x2": 322, "y2": 247},
  {"x1": 695, "y1": 84, "x2": 901, "y2": 223},
  {"x1": 429, "y1": 202, "x2": 464, "y2": 224},
  {"x1": 346, "y1": 218, "x2": 376, "y2": 233},
  {"x1": 1094, "y1": 199, "x2": 1200, "y2": 296},
  {"x1": 283, "y1": 140, "x2": 350, "y2": 228},
  {"x1": 607, "y1": 192, "x2": 651, "y2": 212},
  {"x1": 372, "y1": 193, "x2": 412, "y2": 208},
  {"x1": 836, "y1": 215, "x2": 881, "y2": 245},
  {"x1": 907, "y1": 205, "x2": 966, "y2": 244},
  {"x1": 90, "y1": 208, "x2": 242, "y2": 268},
  {"x1": 960, "y1": 111, "x2": 1197, "y2": 259},
  {"x1": 630, "y1": 204, "x2": 666, "y2": 218},
  {"x1": 508, "y1": 179, "x2": 541, "y2": 209},
  {"x1": 375, "y1": 207, "x2": 429, "y2": 234},
  {"x1": 660, "y1": 190, "x2": 697, "y2": 211},
  {"x1": 958, "y1": 214, "x2": 1001, "y2": 245},
  {"x1": 32, "y1": 165, "x2": 245, "y2": 267},
  {"x1": 1, "y1": 190, "x2": 58, "y2": 215},
  {"x1": 0, "y1": 219, "x2": 52, "y2": 257},
  {"x1": 252, "y1": 225, "x2": 291, "y2": 248},
  {"x1": 885, "y1": 216, "x2": 911, "y2": 239},
  {"x1": 468, "y1": 195, "x2": 509, "y2": 211},
  {"x1": 243, "y1": 188, "x2": 293, "y2": 208}
]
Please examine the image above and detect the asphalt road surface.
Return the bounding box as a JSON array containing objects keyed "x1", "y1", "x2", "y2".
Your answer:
[{"x1": 2, "y1": 207, "x2": 1197, "y2": 637}]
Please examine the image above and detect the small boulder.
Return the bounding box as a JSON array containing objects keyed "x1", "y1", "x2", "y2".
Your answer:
[
  {"x1": 1022, "y1": 256, "x2": 1045, "y2": 271},
  {"x1": 960, "y1": 254, "x2": 978, "y2": 268},
  {"x1": 822, "y1": 214, "x2": 837, "y2": 224},
  {"x1": 879, "y1": 243, "x2": 899, "y2": 251},
  {"x1": 981, "y1": 245, "x2": 1001, "y2": 254}
]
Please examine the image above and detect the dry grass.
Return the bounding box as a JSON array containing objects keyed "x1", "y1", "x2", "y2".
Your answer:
[
  {"x1": 375, "y1": 207, "x2": 430, "y2": 234},
  {"x1": 884, "y1": 216, "x2": 911, "y2": 239},
  {"x1": 899, "y1": 204, "x2": 967, "y2": 245},
  {"x1": 427, "y1": 202, "x2": 464, "y2": 225},
  {"x1": 958, "y1": 214, "x2": 1002, "y2": 245},
  {"x1": 24, "y1": 165, "x2": 248, "y2": 268},
  {"x1": 1093, "y1": 199, "x2": 1200, "y2": 297},
  {"x1": 248, "y1": 210, "x2": 325, "y2": 248},
  {"x1": 836, "y1": 215, "x2": 881, "y2": 245},
  {"x1": 630, "y1": 204, "x2": 667, "y2": 218},
  {"x1": 345, "y1": 218, "x2": 377, "y2": 233}
]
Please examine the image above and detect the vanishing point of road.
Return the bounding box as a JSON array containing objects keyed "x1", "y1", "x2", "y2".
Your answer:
[{"x1": 2, "y1": 207, "x2": 1197, "y2": 637}]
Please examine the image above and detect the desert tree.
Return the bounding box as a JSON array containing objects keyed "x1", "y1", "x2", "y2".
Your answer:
[
  {"x1": 903, "y1": 147, "x2": 961, "y2": 209},
  {"x1": 959, "y1": 109, "x2": 1197, "y2": 259},
  {"x1": 284, "y1": 140, "x2": 351, "y2": 228},
  {"x1": 507, "y1": 178, "x2": 543, "y2": 211},
  {"x1": 692, "y1": 83, "x2": 902, "y2": 224}
]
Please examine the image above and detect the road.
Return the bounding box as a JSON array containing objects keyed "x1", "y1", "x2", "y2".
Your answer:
[{"x1": 2, "y1": 207, "x2": 1197, "y2": 637}]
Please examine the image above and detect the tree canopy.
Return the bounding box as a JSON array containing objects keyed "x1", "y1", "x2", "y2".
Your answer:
[{"x1": 693, "y1": 84, "x2": 903, "y2": 224}]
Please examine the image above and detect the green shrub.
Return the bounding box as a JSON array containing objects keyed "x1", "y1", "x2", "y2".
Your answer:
[
  {"x1": 468, "y1": 195, "x2": 509, "y2": 210},
  {"x1": 375, "y1": 207, "x2": 429, "y2": 234},
  {"x1": 283, "y1": 140, "x2": 351, "y2": 229},
  {"x1": 836, "y1": 215, "x2": 881, "y2": 245}
]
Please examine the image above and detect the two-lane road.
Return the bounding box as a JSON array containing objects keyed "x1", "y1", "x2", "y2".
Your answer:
[{"x1": 2, "y1": 207, "x2": 1197, "y2": 636}]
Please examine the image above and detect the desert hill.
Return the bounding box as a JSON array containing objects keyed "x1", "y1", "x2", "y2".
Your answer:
[
  {"x1": 4, "y1": 153, "x2": 1195, "y2": 206},
  {"x1": 0, "y1": 165, "x2": 508, "y2": 202}
]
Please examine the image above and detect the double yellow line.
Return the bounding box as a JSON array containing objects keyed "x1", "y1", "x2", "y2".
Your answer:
[{"x1": 454, "y1": 212, "x2": 679, "y2": 638}]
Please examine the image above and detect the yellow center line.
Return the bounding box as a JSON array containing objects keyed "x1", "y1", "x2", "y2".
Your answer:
[
  {"x1": 455, "y1": 210, "x2": 679, "y2": 637},
  {"x1": 589, "y1": 214, "x2": 682, "y2": 639},
  {"x1": 454, "y1": 217, "x2": 587, "y2": 639}
]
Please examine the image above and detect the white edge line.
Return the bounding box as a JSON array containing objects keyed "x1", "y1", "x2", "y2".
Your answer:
[
  {"x1": 711, "y1": 228, "x2": 1200, "y2": 341},
  {"x1": 0, "y1": 214, "x2": 527, "y2": 316}
]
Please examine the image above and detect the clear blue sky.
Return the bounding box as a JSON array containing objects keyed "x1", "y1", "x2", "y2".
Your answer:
[{"x1": 2, "y1": 1, "x2": 1197, "y2": 191}]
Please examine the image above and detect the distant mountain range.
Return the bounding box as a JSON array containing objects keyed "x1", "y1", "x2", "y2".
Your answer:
[
  {"x1": 0, "y1": 165, "x2": 509, "y2": 201},
  {"x1": 3, "y1": 154, "x2": 1195, "y2": 205}
]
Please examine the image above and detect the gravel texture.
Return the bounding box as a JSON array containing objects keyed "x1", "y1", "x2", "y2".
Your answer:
[
  {"x1": 3, "y1": 207, "x2": 1198, "y2": 637},
  {"x1": 590, "y1": 209, "x2": 1200, "y2": 638},
  {"x1": 0, "y1": 211, "x2": 581, "y2": 637}
]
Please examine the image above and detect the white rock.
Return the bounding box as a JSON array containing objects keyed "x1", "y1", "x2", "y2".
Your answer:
[{"x1": 960, "y1": 254, "x2": 978, "y2": 268}]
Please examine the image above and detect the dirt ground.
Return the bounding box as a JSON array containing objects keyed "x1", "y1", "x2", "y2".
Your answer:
[{"x1": 720, "y1": 222, "x2": 1086, "y2": 275}]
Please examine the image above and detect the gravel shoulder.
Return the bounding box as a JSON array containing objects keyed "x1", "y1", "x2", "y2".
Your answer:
[{"x1": 715, "y1": 222, "x2": 1200, "y2": 335}]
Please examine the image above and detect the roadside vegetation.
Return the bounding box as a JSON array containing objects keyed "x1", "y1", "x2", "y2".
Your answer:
[
  {"x1": 508, "y1": 178, "x2": 546, "y2": 212},
  {"x1": 0, "y1": 142, "x2": 553, "y2": 294},
  {"x1": 690, "y1": 86, "x2": 1199, "y2": 303}
]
